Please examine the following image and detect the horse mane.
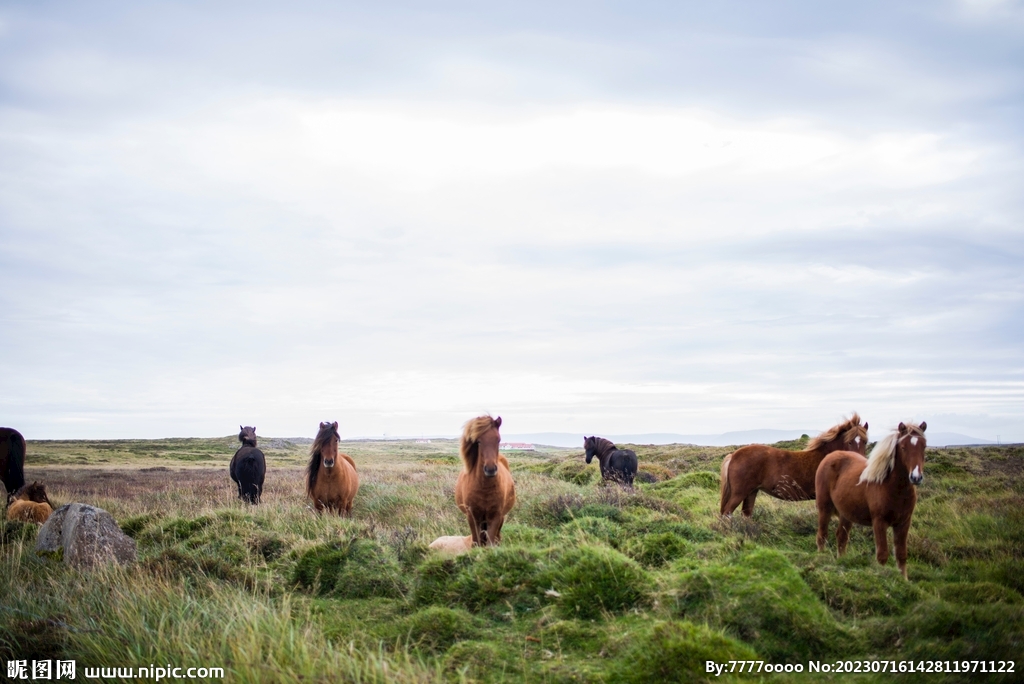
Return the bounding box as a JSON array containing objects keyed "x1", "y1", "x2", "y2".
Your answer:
[
  {"x1": 306, "y1": 423, "x2": 339, "y2": 495},
  {"x1": 806, "y1": 413, "x2": 864, "y2": 452},
  {"x1": 859, "y1": 422, "x2": 926, "y2": 484},
  {"x1": 9, "y1": 481, "x2": 51, "y2": 506},
  {"x1": 591, "y1": 437, "x2": 616, "y2": 456},
  {"x1": 460, "y1": 415, "x2": 499, "y2": 472}
]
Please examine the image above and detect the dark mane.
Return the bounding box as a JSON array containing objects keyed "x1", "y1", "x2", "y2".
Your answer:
[
  {"x1": 306, "y1": 422, "x2": 339, "y2": 495},
  {"x1": 591, "y1": 437, "x2": 616, "y2": 458}
]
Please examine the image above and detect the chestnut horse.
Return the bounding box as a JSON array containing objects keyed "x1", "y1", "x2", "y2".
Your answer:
[
  {"x1": 0, "y1": 427, "x2": 26, "y2": 497},
  {"x1": 455, "y1": 415, "x2": 516, "y2": 546},
  {"x1": 720, "y1": 414, "x2": 868, "y2": 517},
  {"x1": 305, "y1": 421, "x2": 359, "y2": 515},
  {"x1": 6, "y1": 481, "x2": 54, "y2": 524},
  {"x1": 230, "y1": 425, "x2": 266, "y2": 504},
  {"x1": 816, "y1": 421, "x2": 926, "y2": 579}
]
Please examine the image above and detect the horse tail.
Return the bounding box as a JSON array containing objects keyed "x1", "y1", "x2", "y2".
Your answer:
[
  {"x1": 236, "y1": 453, "x2": 263, "y2": 504},
  {"x1": 4, "y1": 430, "x2": 26, "y2": 493},
  {"x1": 719, "y1": 452, "x2": 733, "y2": 514}
]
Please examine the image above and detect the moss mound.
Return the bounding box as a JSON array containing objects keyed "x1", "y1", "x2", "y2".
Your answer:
[
  {"x1": 623, "y1": 532, "x2": 690, "y2": 567},
  {"x1": 293, "y1": 539, "x2": 405, "y2": 598},
  {"x1": 897, "y1": 599, "x2": 1024, "y2": 661},
  {"x1": 548, "y1": 545, "x2": 651, "y2": 619},
  {"x1": 552, "y1": 460, "x2": 598, "y2": 486},
  {"x1": 444, "y1": 640, "x2": 502, "y2": 679},
  {"x1": 391, "y1": 606, "x2": 479, "y2": 653},
  {"x1": 936, "y1": 581, "x2": 1023, "y2": 605},
  {"x1": 413, "y1": 546, "x2": 544, "y2": 613},
  {"x1": 611, "y1": 620, "x2": 758, "y2": 684},
  {"x1": 675, "y1": 547, "x2": 855, "y2": 661},
  {"x1": 804, "y1": 563, "x2": 923, "y2": 617}
]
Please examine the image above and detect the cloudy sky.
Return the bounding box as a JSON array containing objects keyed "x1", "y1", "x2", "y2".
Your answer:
[{"x1": 1, "y1": 1, "x2": 1022, "y2": 441}]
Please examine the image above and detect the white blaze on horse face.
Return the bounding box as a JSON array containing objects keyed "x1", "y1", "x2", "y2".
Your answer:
[
  {"x1": 910, "y1": 436, "x2": 919, "y2": 446},
  {"x1": 910, "y1": 465, "x2": 922, "y2": 483},
  {"x1": 855, "y1": 436, "x2": 861, "y2": 445}
]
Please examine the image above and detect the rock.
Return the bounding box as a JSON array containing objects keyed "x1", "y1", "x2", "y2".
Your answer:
[
  {"x1": 428, "y1": 535, "x2": 473, "y2": 555},
  {"x1": 36, "y1": 503, "x2": 137, "y2": 568}
]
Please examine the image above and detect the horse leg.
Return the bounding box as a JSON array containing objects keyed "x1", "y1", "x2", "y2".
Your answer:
[
  {"x1": 893, "y1": 519, "x2": 911, "y2": 579},
  {"x1": 741, "y1": 490, "x2": 758, "y2": 517},
  {"x1": 466, "y1": 512, "x2": 482, "y2": 546},
  {"x1": 488, "y1": 516, "x2": 505, "y2": 546},
  {"x1": 816, "y1": 498, "x2": 833, "y2": 552},
  {"x1": 872, "y1": 518, "x2": 890, "y2": 567},
  {"x1": 836, "y1": 517, "x2": 853, "y2": 556}
]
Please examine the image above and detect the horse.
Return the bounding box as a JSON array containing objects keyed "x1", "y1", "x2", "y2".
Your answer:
[
  {"x1": 6, "y1": 481, "x2": 54, "y2": 524},
  {"x1": 583, "y1": 436, "x2": 638, "y2": 486},
  {"x1": 719, "y1": 413, "x2": 868, "y2": 517},
  {"x1": 0, "y1": 427, "x2": 26, "y2": 498},
  {"x1": 455, "y1": 415, "x2": 516, "y2": 546},
  {"x1": 816, "y1": 421, "x2": 927, "y2": 579},
  {"x1": 229, "y1": 425, "x2": 266, "y2": 504},
  {"x1": 428, "y1": 535, "x2": 473, "y2": 555},
  {"x1": 305, "y1": 421, "x2": 359, "y2": 515}
]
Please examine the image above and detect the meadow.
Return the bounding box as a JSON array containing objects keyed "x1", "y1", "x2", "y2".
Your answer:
[{"x1": 1, "y1": 435, "x2": 1022, "y2": 683}]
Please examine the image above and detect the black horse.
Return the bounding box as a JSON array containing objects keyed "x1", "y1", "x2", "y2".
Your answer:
[
  {"x1": 1, "y1": 427, "x2": 26, "y2": 498},
  {"x1": 584, "y1": 436, "x2": 638, "y2": 486},
  {"x1": 230, "y1": 426, "x2": 266, "y2": 504}
]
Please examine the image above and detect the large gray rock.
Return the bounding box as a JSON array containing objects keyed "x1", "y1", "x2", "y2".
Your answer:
[{"x1": 36, "y1": 503, "x2": 136, "y2": 568}]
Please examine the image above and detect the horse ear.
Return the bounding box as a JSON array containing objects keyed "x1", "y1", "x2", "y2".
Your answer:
[
  {"x1": 863, "y1": 422, "x2": 868, "y2": 431},
  {"x1": 919, "y1": 421, "x2": 926, "y2": 432},
  {"x1": 320, "y1": 422, "x2": 327, "y2": 429},
  {"x1": 898, "y1": 422, "x2": 907, "y2": 435},
  {"x1": 331, "y1": 421, "x2": 338, "y2": 430},
  {"x1": 494, "y1": 416, "x2": 502, "y2": 429},
  {"x1": 240, "y1": 425, "x2": 244, "y2": 431}
]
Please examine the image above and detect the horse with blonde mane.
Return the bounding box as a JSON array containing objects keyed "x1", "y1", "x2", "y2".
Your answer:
[
  {"x1": 306, "y1": 421, "x2": 359, "y2": 515},
  {"x1": 720, "y1": 414, "x2": 868, "y2": 517},
  {"x1": 816, "y1": 421, "x2": 927, "y2": 579},
  {"x1": 6, "y1": 481, "x2": 54, "y2": 524},
  {"x1": 455, "y1": 415, "x2": 516, "y2": 546}
]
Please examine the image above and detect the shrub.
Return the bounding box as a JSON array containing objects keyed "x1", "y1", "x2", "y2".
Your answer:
[
  {"x1": 674, "y1": 548, "x2": 856, "y2": 661},
  {"x1": 611, "y1": 620, "x2": 758, "y2": 684},
  {"x1": 547, "y1": 545, "x2": 651, "y2": 620}
]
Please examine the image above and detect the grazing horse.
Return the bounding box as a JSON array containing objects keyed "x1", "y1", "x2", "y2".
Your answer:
[
  {"x1": 6, "y1": 481, "x2": 54, "y2": 524},
  {"x1": 720, "y1": 414, "x2": 868, "y2": 517},
  {"x1": 816, "y1": 421, "x2": 927, "y2": 579},
  {"x1": 0, "y1": 427, "x2": 26, "y2": 497},
  {"x1": 455, "y1": 415, "x2": 516, "y2": 546},
  {"x1": 229, "y1": 425, "x2": 267, "y2": 504},
  {"x1": 583, "y1": 436, "x2": 638, "y2": 486},
  {"x1": 306, "y1": 421, "x2": 359, "y2": 515}
]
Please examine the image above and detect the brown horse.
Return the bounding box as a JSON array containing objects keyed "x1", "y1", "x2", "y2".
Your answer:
[
  {"x1": 306, "y1": 421, "x2": 359, "y2": 515},
  {"x1": 0, "y1": 427, "x2": 26, "y2": 497},
  {"x1": 455, "y1": 415, "x2": 516, "y2": 546},
  {"x1": 720, "y1": 414, "x2": 868, "y2": 517},
  {"x1": 6, "y1": 481, "x2": 54, "y2": 524},
  {"x1": 816, "y1": 421, "x2": 926, "y2": 579}
]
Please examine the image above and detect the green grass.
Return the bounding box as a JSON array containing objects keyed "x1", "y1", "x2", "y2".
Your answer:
[{"x1": 1, "y1": 438, "x2": 1022, "y2": 682}]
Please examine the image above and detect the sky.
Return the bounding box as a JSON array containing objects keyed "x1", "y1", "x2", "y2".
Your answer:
[{"x1": 1, "y1": 0, "x2": 1022, "y2": 441}]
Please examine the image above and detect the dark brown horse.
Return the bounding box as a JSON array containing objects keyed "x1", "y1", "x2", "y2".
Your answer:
[
  {"x1": 0, "y1": 427, "x2": 26, "y2": 497},
  {"x1": 584, "y1": 436, "x2": 638, "y2": 486},
  {"x1": 816, "y1": 421, "x2": 926, "y2": 579},
  {"x1": 455, "y1": 415, "x2": 516, "y2": 546},
  {"x1": 720, "y1": 414, "x2": 868, "y2": 517},
  {"x1": 229, "y1": 426, "x2": 266, "y2": 504},
  {"x1": 306, "y1": 421, "x2": 359, "y2": 515}
]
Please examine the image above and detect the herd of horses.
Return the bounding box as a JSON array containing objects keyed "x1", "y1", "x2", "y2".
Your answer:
[{"x1": 2, "y1": 413, "x2": 929, "y2": 578}]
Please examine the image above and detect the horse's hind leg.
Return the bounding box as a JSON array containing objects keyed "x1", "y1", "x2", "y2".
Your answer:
[
  {"x1": 741, "y1": 490, "x2": 758, "y2": 517},
  {"x1": 893, "y1": 519, "x2": 911, "y2": 579},
  {"x1": 816, "y1": 498, "x2": 834, "y2": 552},
  {"x1": 836, "y1": 517, "x2": 853, "y2": 556}
]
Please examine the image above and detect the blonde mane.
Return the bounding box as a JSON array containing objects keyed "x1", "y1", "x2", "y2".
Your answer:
[
  {"x1": 460, "y1": 415, "x2": 499, "y2": 472},
  {"x1": 806, "y1": 413, "x2": 865, "y2": 452},
  {"x1": 859, "y1": 422, "x2": 926, "y2": 484}
]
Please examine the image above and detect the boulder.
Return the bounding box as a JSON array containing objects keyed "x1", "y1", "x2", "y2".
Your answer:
[{"x1": 36, "y1": 503, "x2": 136, "y2": 568}]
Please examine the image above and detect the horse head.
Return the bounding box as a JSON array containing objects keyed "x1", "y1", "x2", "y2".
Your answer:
[
  {"x1": 10, "y1": 481, "x2": 51, "y2": 507},
  {"x1": 478, "y1": 416, "x2": 502, "y2": 478},
  {"x1": 238, "y1": 425, "x2": 258, "y2": 447},
  {"x1": 842, "y1": 418, "x2": 869, "y2": 455},
  {"x1": 318, "y1": 421, "x2": 340, "y2": 469},
  {"x1": 897, "y1": 421, "x2": 927, "y2": 485},
  {"x1": 584, "y1": 436, "x2": 596, "y2": 463}
]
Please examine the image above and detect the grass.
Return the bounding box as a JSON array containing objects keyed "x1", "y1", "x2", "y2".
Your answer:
[{"x1": 1, "y1": 438, "x2": 1022, "y2": 682}]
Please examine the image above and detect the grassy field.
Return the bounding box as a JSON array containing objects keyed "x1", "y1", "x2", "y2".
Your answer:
[{"x1": 1, "y1": 436, "x2": 1022, "y2": 683}]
